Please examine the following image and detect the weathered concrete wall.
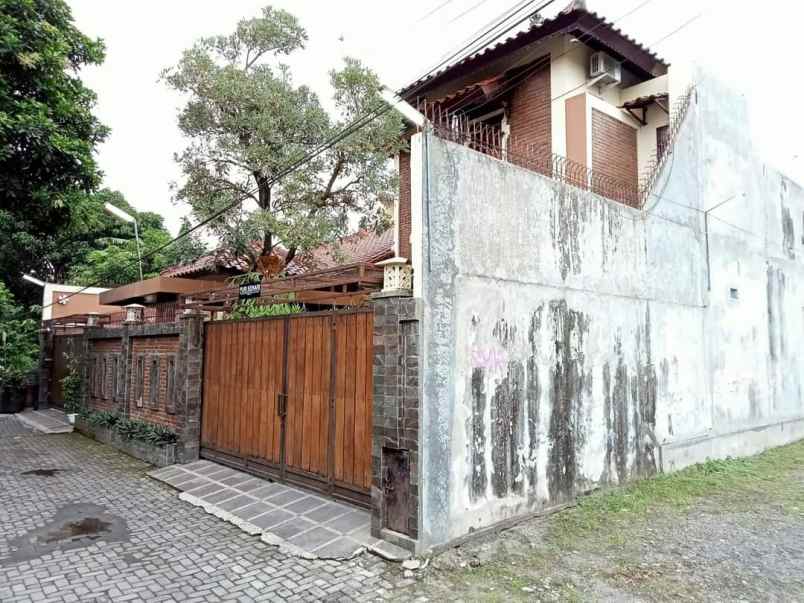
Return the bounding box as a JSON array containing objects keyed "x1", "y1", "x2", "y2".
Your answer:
[{"x1": 413, "y1": 73, "x2": 804, "y2": 550}]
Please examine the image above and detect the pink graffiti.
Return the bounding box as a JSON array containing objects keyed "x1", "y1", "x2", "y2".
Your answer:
[{"x1": 471, "y1": 348, "x2": 508, "y2": 370}]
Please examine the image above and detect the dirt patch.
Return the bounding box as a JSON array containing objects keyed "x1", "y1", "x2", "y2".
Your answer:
[{"x1": 395, "y1": 441, "x2": 804, "y2": 601}]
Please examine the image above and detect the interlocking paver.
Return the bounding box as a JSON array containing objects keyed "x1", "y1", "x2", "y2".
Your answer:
[{"x1": 0, "y1": 430, "x2": 392, "y2": 601}]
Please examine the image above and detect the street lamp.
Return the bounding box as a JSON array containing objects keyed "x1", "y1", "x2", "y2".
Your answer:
[
  {"x1": 104, "y1": 202, "x2": 143, "y2": 281},
  {"x1": 22, "y1": 274, "x2": 46, "y2": 287}
]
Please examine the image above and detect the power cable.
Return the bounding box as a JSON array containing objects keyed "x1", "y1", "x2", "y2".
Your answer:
[{"x1": 39, "y1": 0, "x2": 560, "y2": 313}]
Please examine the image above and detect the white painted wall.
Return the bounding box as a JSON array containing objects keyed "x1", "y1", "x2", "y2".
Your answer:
[{"x1": 413, "y1": 71, "x2": 804, "y2": 551}]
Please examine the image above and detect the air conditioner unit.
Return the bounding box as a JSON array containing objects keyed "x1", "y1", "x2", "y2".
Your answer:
[{"x1": 589, "y1": 51, "x2": 621, "y2": 85}]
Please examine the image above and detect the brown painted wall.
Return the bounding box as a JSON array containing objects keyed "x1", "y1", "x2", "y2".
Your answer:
[
  {"x1": 507, "y1": 63, "x2": 551, "y2": 154},
  {"x1": 565, "y1": 94, "x2": 587, "y2": 167},
  {"x1": 51, "y1": 291, "x2": 117, "y2": 319},
  {"x1": 398, "y1": 151, "x2": 412, "y2": 260},
  {"x1": 591, "y1": 109, "x2": 638, "y2": 206}
]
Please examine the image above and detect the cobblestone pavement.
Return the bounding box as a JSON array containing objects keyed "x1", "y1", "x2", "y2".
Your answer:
[
  {"x1": 0, "y1": 415, "x2": 32, "y2": 437},
  {"x1": 0, "y1": 430, "x2": 399, "y2": 602}
]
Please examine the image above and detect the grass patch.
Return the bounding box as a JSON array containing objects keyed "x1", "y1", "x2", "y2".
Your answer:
[{"x1": 549, "y1": 439, "x2": 804, "y2": 547}]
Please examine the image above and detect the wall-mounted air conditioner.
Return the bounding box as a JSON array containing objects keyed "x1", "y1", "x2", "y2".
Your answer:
[{"x1": 589, "y1": 51, "x2": 621, "y2": 85}]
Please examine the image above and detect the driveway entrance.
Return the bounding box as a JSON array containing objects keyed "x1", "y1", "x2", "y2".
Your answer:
[{"x1": 200, "y1": 310, "x2": 374, "y2": 506}]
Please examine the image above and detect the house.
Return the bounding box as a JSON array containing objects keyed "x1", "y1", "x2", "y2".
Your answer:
[
  {"x1": 37, "y1": 1, "x2": 804, "y2": 559},
  {"x1": 394, "y1": 0, "x2": 673, "y2": 258},
  {"x1": 39, "y1": 283, "x2": 118, "y2": 322}
]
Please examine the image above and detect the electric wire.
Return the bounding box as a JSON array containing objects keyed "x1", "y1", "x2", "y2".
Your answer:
[{"x1": 38, "y1": 0, "x2": 560, "y2": 313}]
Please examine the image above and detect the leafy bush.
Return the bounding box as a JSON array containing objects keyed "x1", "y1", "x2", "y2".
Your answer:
[
  {"x1": 85, "y1": 411, "x2": 177, "y2": 447},
  {"x1": 87, "y1": 410, "x2": 121, "y2": 428},
  {"x1": 227, "y1": 299, "x2": 303, "y2": 320},
  {"x1": 61, "y1": 363, "x2": 84, "y2": 414},
  {"x1": 0, "y1": 283, "x2": 38, "y2": 390}
]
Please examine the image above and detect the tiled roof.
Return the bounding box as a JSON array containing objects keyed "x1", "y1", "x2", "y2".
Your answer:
[
  {"x1": 160, "y1": 229, "x2": 394, "y2": 279},
  {"x1": 401, "y1": 2, "x2": 667, "y2": 99}
]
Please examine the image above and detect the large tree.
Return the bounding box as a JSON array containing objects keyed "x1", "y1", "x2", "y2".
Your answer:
[
  {"x1": 0, "y1": 0, "x2": 108, "y2": 305},
  {"x1": 163, "y1": 6, "x2": 403, "y2": 271}
]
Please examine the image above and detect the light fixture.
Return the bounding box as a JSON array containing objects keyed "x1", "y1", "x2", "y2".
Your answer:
[
  {"x1": 104, "y1": 202, "x2": 143, "y2": 281},
  {"x1": 22, "y1": 274, "x2": 46, "y2": 287}
]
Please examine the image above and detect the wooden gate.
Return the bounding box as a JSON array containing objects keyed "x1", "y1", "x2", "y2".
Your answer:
[
  {"x1": 200, "y1": 310, "x2": 374, "y2": 506},
  {"x1": 50, "y1": 334, "x2": 82, "y2": 407}
]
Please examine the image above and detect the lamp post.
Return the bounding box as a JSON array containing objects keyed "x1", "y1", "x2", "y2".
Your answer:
[
  {"x1": 22, "y1": 274, "x2": 46, "y2": 288},
  {"x1": 104, "y1": 202, "x2": 143, "y2": 281}
]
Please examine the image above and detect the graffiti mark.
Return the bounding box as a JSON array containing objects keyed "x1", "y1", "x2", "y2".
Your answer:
[{"x1": 471, "y1": 348, "x2": 508, "y2": 371}]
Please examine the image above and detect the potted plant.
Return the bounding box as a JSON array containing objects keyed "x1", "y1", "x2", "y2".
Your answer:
[{"x1": 61, "y1": 363, "x2": 84, "y2": 424}]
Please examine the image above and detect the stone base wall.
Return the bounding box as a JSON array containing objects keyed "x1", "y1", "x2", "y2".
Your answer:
[{"x1": 371, "y1": 295, "x2": 422, "y2": 550}]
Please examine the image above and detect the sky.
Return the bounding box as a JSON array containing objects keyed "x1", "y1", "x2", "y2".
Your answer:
[{"x1": 68, "y1": 0, "x2": 804, "y2": 235}]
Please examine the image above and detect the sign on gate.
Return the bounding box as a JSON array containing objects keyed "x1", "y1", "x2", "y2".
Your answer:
[{"x1": 238, "y1": 282, "x2": 261, "y2": 300}]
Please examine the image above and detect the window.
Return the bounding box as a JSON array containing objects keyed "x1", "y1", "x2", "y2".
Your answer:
[
  {"x1": 101, "y1": 356, "x2": 108, "y2": 399},
  {"x1": 94, "y1": 356, "x2": 102, "y2": 397},
  {"x1": 166, "y1": 356, "x2": 176, "y2": 414},
  {"x1": 112, "y1": 356, "x2": 119, "y2": 401},
  {"x1": 149, "y1": 357, "x2": 160, "y2": 407},
  {"x1": 656, "y1": 125, "x2": 669, "y2": 161},
  {"x1": 135, "y1": 355, "x2": 145, "y2": 407}
]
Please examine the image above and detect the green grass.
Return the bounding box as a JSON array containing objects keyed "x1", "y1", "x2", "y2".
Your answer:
[{"x1": 549, "y1": 439, "x2": 804, "y2": 547}]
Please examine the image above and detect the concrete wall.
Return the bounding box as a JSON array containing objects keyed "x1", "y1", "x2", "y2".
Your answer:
[{"x1": 411, "y1": 73, "x2": 804, "y2": 551}]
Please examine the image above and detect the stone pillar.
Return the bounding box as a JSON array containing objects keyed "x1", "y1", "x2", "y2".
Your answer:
[
  {"x1": 36, "y1": 326, "x2": 54, "y2": 410},
  {"x1": 370, "y1": 293, "x2": 422, "y2": 552},
  {"x1": 177, "y1": 311, "x2": 205, "y2": 462},
  {"x1": 123, "y1": 304, "x2": 145, "y2": 325}
]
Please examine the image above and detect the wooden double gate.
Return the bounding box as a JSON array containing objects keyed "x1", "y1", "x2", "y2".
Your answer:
[{"x1": 200, "y1": 310, "x2": 374, "y2": 506}]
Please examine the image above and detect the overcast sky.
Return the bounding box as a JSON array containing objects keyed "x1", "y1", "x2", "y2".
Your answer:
[{"x1": 68, "y1": 0, "x2": 804, "y2": 235}]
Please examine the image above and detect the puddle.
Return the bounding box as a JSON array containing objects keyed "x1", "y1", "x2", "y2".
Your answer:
[
  {"x1": 4, "y1": 503, "x2": 129, "y2": 563},
  {"x1": 43, "y1": 517, "x2": 111, "y2": 542},
  {"x1": 21, "y1": 468, "x2": 66, "y2": 477}
]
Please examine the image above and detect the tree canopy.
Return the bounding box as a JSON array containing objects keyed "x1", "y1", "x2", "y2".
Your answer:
[
  {"x1": 0, "y1": 0, "x2": 109, "y2": 305},
  {"x1": 163, "y1": 6, "x2": 404, "y2": 271}
]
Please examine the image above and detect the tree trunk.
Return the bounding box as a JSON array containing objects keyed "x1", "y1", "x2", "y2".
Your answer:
[{"x1": 255, "y1": 172, "x2": 272, "y2": 256}]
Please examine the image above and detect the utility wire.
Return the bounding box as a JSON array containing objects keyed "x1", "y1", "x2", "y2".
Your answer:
[
  {"x1": 39, "y1": 0, "x2": 560, "y2": 313},
  {"x1": 447, "y1": 0, "x2": 656, "y2": 115}
]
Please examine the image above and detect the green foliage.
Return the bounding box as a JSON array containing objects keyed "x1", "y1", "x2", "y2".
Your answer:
[
  {"x1": 227, "y1": 299, "x2": 303, "y2": 320},
  {"x1": 549, "y1": 439, "x2": 804, "y2": 548},
  {"x1": 60, "y1": 366, "x2": 83, "y2": 414},
  {"x1": 0, "y1": 0, "x2": 108, "y2": 305},
  {"x1": 0, "y1": 283, "x2": 38, "y2": 388},
  {"x1": 113, "y1": 417, "x2": 178, "y2": 446},
  {"x1": 85, "y1": 411, "x2": 178, "y2": 447},
  {"x1": 64, "y1": 189, "x2": 194, "y2": 287},
  {"x1": 87, "y1": 410, "x2": 120, "y2": 428},
  {"x1": 162, "y1": 5, "x2": 404, "y2": 270}
]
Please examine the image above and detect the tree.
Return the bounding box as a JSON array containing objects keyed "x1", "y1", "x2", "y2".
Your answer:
[
  {"x1": 162, "y1": 6, "x2": 403, "y2": 271},
  {"x1": 165, "y1": 217, "x2": 209, "y2": 267},
  {"x1": 0, "y1": 0, "x2": 108, "y2": 305},
  {"x1": 66, "y1": 193, "x2": 179, "y2": 287},
  {"x1": 0, "y1": 283, "x2": 38, "y2": 390}
]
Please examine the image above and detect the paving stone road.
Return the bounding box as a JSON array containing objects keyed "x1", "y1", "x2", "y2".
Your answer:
[{"x1": 0, "y1": 421, "x2": 397, "y2": 602}]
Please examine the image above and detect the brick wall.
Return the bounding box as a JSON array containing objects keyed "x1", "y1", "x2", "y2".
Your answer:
[
  {"x1": 398, "y1": 151, "x2": 412, "y2": 260},
  {"x1": 371, "y1": 295, "x2": 421, "y2": 549},
  {"x1": 591, "y1": 108, "x2": 638, "y2": 206},
  {"x1": 88, "y1": 338, "x2": 123, "y2": 413},
  {"x1": 508, "y1": 63, "x2": 551, "y2": 154},
  {"x1": 128, "y1": 335, "x2": 181, "y2": 429}
]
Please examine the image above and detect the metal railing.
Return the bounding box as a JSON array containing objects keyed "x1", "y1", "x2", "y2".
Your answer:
[
  {"x1": 418, "y1": 86, "x2": 696, "y2": 209},
  {"x1": 637, "y1": 85, "x2": 696, "y2": 207},
  {"x1": 420, "y1": 100, "x2": 641, "y2": 207}
]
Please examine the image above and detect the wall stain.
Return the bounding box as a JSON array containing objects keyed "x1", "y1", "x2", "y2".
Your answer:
[
  {"x1": 748, "y1": 381, "x2": 760, "y2": 419},
  {"x1": 633, "y1": 304, "x2": 658, "y2": 479},
  {"x1": 470, "y1": 368, "x2": 487, "y2": 500},
  {"x1": 546, "y1": 300, "x2": 591, "y2": 503},
  {"x1": 491, "y1": 361, "x2": 525, "y2": 498},
  {"x1": 493, "y1": 319, "x2": 517, "y2": 348},
  {"x1": 526, "y1": 356, "x2": 541, "y2": 490},
  {"x1": 551, "y1": 187, "x2": 588, "y2": 281},
  {"x1": 782, "y1": 205, "x2": 796, "y2": 259}
]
